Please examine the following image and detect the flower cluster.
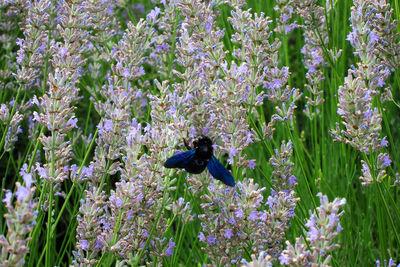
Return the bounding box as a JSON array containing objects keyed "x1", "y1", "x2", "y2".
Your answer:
[
  {"x1": 73, "y1": 185, "x2": 107, "y2": 266},
  {"x1": 198, "y1": 141, "x2": 299, "y2": 265},
  {"x1": 83, "y1": 0, "x2": 120, "y2": 48},
  {"x1": 229, "y1": 3, "x2": 300, "y2": 135},
  {"x1": 0, "y1": 164, "x2": 38, "y2": 267},
  {"x1": 198, "y1": 180, "x2": 267, "y2": 265},
  {"x1": 0, "y1": 102, "x2": 23, "y2": 152},
  {"x1": 279, "y1": 193, "x2": 346, "y2": 266},
  {"x1": 330, "y1": 69, "x2": 385, "y2": 154},
  {"x1": 14, "y1": 0, "x2": 54, "y2": 88},
  {"x1": 100, "y1": 121, "x2": 175, "y2": 262},
  {"x1": 360, "y1": 152, "x2": 391, "y2": 186},
  {"x1": 75, "y1": 7, "x2": 182, "y2": 264},
  {"x1": 347, "y1": 0, "x2": 400, "y2": 78},
  {"x1": 376, "y1": 258, "x2": 400, "y2": 267},
  {"x1": 242, "y1": 251, "x2": 273, "y2": 267},
  {"x1": 33, "y1": 0, "x2": 91, "y2": 184},
  {"x1": 74, "y1": 16, "x2": 156, "y2": 264},
  {"x1": 274, "y1": 0, "x2": 297, "y2": 35},
  {"x1": 269, "y1": 141, "x2": 297, "y2": 191},
  {"x1": 292, "y1": 0, "x2": 341, "y2": 119},
  {"x1": 330, "y1": 0, "x2": 396, "y2": 185}
]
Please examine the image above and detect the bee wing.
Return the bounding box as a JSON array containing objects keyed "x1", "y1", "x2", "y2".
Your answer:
[
  {"x1": 207, "y1": 156, "x2": 235, "y2": 187},
  {"x1": 164, "y1": 150, "x2": 196, "y2": 168}
]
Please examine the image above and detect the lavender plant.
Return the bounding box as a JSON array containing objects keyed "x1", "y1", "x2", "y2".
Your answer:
[
  {"x1": 292, "y1": 0, "x2": 341, "y2": 119},
  {"x1": 279, "y1": 193, "x2": 346, "y2": 266},
  {"x1": 0, "y1": 165, "x2": 37, "y2": 267},
  {"x1": 0, "y1": 0, "x2": 399, "y2": 266},
  {"x1": 198, "y1": 141, "x2": 299, "y2": 265},
  {"x1": 330, "y1": 0, "x2": 397, "y2": 186}
]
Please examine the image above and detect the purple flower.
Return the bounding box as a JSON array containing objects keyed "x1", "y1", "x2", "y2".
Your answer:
[
  {"x1": 2, "y1": 191, "x2": 12, "y2": 206},
  {"x1": 167, "y1": 106, "x2": 177, "y2": 117},
  {"x1": 188, "y1": 42, "x2": 197, "y2": 53},
  {"x1": 109, "y1": 195, "x2": 123, "y2": 207},
  {"x1": 165, "y1": 239, "x2": 176, "y2": 256},
  {"x1": 202, "y1": 127, "x2": 210, "y2": 135},
  {"x1": 95, "y1": 237, "x2": 104, "y2": 249},
  {"x1": 207, "y1": 235, "x2": 216, "y2": 245},
  {"x1": 234, "y1": 208, "x2": 244, "y2": 218},
  {"x1": 67, "y1": 117, "x2": 78, "y2": 128},
  {"x1": 248, "y1": 211, "x2": 258, "y2": 221},
  {"x1": 122, "y1": 67, "x2": 130, "y2": 78},
  {"x1": 288, "y1": 175, "x2": 297, "y2": 185},
  {"x1": 81, "y1": 165, "x2": 94, "y2": 179},
  {"x1": 104, "y1": 119, "x2": 113, "y2": 131},
  {"x1": 22, "y1": 172, "x2": 35, "y2": 188},
  {"x1": 368, "y1": 30, "x2": 379, "y2": 44},
  {"x1": 228, "y1": 216, "x2": 236, "y2": 225},
  {"x1": 58, "y1": 46, "x2": 68, "y2": 57},
  {"x1": 15, "y1": 185, "x2": 29, "y2": 202},
  {"x1": 134, "y1": 66, "x2": 145, "y2": 77},
  {"x1": 79, "y1": 240, "x2": 89, "y2": 250},
  {"x1": 35, "y1": 163, "x2": 48, "y2": 179},
  {"x1": 382, "y1": 154, "x2": 391, "y2": 168},
  {"x1": 247, "y1": 160, "x2": 256, "y2": 169},
  {"x1": 376, "y1": 77, "x2": 385, "y2": 87},
  {"x1": 147, "y1": 7, "x2": 161, "y2": 21},
  {"x1": 245, "y1": 131, "x2": 253, "y2": 144},
  {"x1": 70, "y1": 164, "x2": 78, "y2": 173},
  {"x1": 381, "y1": 137, "x2": 388, "y2": 147},
  {"x1": 337, "y1": 223, "x2": 343, "y2": 233},
  {"x1": 141, "y1": 230, "x2": 149, "y2": 239},
  {"x1": 224, "y1": 229, "x2": 233, "y2": 239},
  {"x1": 16, "y1": 38, "x2": 24, "y2": 47},
  {"x1": 205, "y1": 16, "x2": 213, "y2": 33},
  {"x1": 229, "y1": 146, "x2": 239, "y2": 162},
  {"x1": 156, "y1": 43, "x2": 169, "y2": 52},
  {"x1": 16, "y1": 52, "x2": 24, "y2": 64},
  {"x1": 198, "y1": 232, "x2": 206, "y2": 242},
  {"x1": 189, "y1": 127, "x2": 197, "y2": 137}
]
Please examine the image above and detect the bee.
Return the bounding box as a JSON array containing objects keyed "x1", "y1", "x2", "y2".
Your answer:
[{"x1": 164, "y1": 136, "x2": 235, "y2": 187}]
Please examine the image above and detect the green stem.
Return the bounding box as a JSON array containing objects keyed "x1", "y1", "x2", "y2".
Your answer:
[{"x1": 45, "y1": 184, "x2": 54, "y2": 267}]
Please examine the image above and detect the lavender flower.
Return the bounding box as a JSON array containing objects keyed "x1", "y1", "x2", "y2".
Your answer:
[
  {"x1": 76, "y1": 11, "x2": 180, "y2": 264},
  {"x1": 330, "y1": 70, "x2": 383, "y2": 154},
  {"x1": 274, "y1": 0, "x2": 297, "y2": 34},
  {"x1": 269, "y1": 141, "x2": 297, "y2": 190},
  {"x1": 83, "y1": 0, "x2": 120, "y2": 48},
  {"x1": 292, "y1": 0, "x2": 341, "y2": 119},
  {"x1": 330, "y1": 0, "x2": 396, "y2": 185},
  {"x1": 0, "y1": 165, "x2": 38, "y2": 267},
  {"x1": 172, "y1": 197, "x2": 193, "y2": 223},
  {"x1": 0, "y1": 102, "x2": 23, "y2": 152},
  {"x1": 96, "y1": 121, "x2": 176, "y2": 262},
  {"x1": 242, "y1": 251, "x2": 273, "y2": 267},
  {"x1": 166, "y1": 0, "x2": 260, "y2": 184},
  {"x1": 360, "y1": 152, "x2": 391, "y2": 185},
  {"x1": 279, "y1": 193, "x2": 346, "y2": 266},
  {"x1": 197, "y1": 137, "x2": 299, "y2": 265},
  {"x1": 229, "y1": 4, "x2": 300, "y2": 135},
  {"x1": 376, "y1": 258, "x2": 400, "y2": 267},
  {"x1": 198, "y1": 179, "x2": 267, "y2": 265},
  {"x1": 73, "y1": 185, "x2": 107, "y2": 266},
  {"x1": 13, "y1": 0, "x2": 55, "y2": 89},
  {"x1": 349, "y1": 0, "x2": 400, "y2": 77}
]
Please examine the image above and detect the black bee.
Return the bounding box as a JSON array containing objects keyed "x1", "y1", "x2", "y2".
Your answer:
[{"x1": 164, "y1": 136, "x2": 235, "y2": 187}]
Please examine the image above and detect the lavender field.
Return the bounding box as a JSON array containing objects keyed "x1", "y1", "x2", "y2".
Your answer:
[{"x1": 0, "y1": 0, "x2": 399, "y2": 266}]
